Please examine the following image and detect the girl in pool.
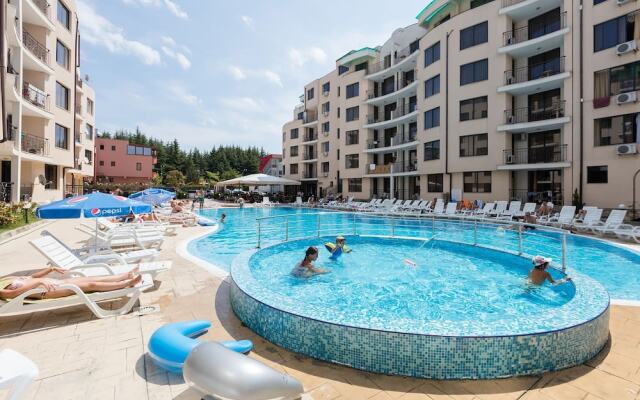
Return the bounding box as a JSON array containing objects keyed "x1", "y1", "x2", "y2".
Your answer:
[
  {"x1": 291, "y1": 247, "x2": 329, "y2": 278},
  {"x1": 326, "y1": 236, "x2": 351, "y2": 260},
  {"x1": 528, "y1": 255, "x2": 571, "y2": 285}
]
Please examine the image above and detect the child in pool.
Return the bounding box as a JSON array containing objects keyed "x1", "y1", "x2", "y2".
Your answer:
[
  {"x1": 291, "y1": 247, "x2": 329, "y2": 278},
  {"x1": 528, "y1": 255, "x2": 571, "y2": 285},
  {"x1": 327, "y1": 236, "x2": 350, "y2": 260}
]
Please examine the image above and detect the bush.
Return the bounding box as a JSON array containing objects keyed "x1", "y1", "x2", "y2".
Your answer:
[{"x1": 0, "y1": 202, "x2": 38, "y2": 228}]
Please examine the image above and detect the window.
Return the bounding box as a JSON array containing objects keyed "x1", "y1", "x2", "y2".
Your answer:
[
  {"x1": 424, "y1": 75, "x2": 440, "y2": 98},
  {"x1": 99, "y1": 144, "x2": 104, "y2": 150},
  {"x1": 307, "y1": 88, "x2": 314, "y2": 100},
  {"x1": 346, "y1": 83, "x2": 359, "y2": 99},
  {"x1": 338, "y1": 65, "x2": 349, "y2": 75},
  {"x1": 459, "y1": 96, "x2": 488, "y2": 121},
  {"x1": 594, "y1": 14, "x2": 635, "y2": 52},
  {"x1": 56, "y1": 82, "x2": 69, "y2": 110},
  {"x1": 44, "y1": 164, "x2": 58, "y2": 189},
  {"x1": 87, "y1": 99, "x2": 94, "y2": 115},
  {"x1": 56, "y1": 40, "x2": 69, "y2": 69},
  {"x1": 322, "y1": 102, "x2": 330, "y2": 114},
  {"x1": 99, "y1": 161, "x2": 104, "y2": 166},
  {"x1": 594, "y1": 61, "x2": 640, "y2": 98},
  {"x1": 587, "y1": 166, "x2": 608, "y2": 183},
  {"x1": 460, "y1": 133, "x2": 488, "y2": 157},
  {"x1": 321, "y1": 141, "x2": 330, "y2": 153},
  {"x1": 345, "y1": 154, "x2": 359, "y2": 169},
  {"x1": 86, "y1": 123, "x2": 94, "y2": 140},
  {"x1": 290, "y1": 164, "x2": 298, "y2": 174},
  {"x1": 290, "y1": 145, "x2": 299, "y2": 157},
  {"x1": 337, "y1": 149, "x2": 340, "y2": 160},
  {"x1": 463, "y1": 171, "x2": 492, "y2": 192},
  {"x1": 460, "y1": 59, "x2": 488, "y2": 85},
  {"x1": 594, "y1": 0, "x2": 606, "y2": 4},
  {"x1": 424, "y1": 107, "x2": 440, "y2": 129},
  {"x1": 427, "y1": 174, "x2": 443, "y2": 192},
  {"x1": 322, "y1": 122, "x2": 330, "y2": 133},
  {"x1": 471, "y1": 0, "x2": 492, "y2": 8},
  {"x1": 111, "y1": 145, "x2": 116, "y2": 151},
  {"x1": 110, "y1": 161, "x2": 116, "y2": 167},
  {"x1": 346, "y1": 106, "x2": 359, "y2": 122},
  {"x1": 346, "y1": 130, "x2": 359, "y2": 145},
  {"x1": 348, "y1": 178, "x2": 362, "y2": 192},
  {"x1": 322, "y1": 82, "x2": 330, "y2": 93},
  {"x1": 84, "y1": 150, "x2": 92, "y2": 164},
  {"x1": 424, "y1": 140, "x2": 440, "y2": 161},
  {"x1": 321, "y1": 162, "x2": 330, "y2": 173},
  {"x1": 424, "y1": 42, "x2": 440, "y2": 67},
  {"x1": 54, "y1": 124, "x2": 68, "y2": 149},
  {"x1": 460, "y1": 21, "x2": 488, "y2": 50},
  {"x1": 355, "y1": 62, "x2": 367, "y2": 72},
  {"x1": 337, "y1": 128, "x2": 340, "y2": 139},
  {"x1": 136, "y1": 162, "x2": 142, "y2": 171},
  {"x1": 290, "y1": 128, "x2": 299, "y2": 140},
  {"x1": 594, "y1": 113, "x2": 638, "y2": 146},
  {"x1": 57, "y1": 1, "x2": 70, "y2": 29}
]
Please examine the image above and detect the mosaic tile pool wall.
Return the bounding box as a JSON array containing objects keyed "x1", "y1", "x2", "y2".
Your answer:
[{"x1": 230, "y1": 281, "x2": 610, "y2": 379}]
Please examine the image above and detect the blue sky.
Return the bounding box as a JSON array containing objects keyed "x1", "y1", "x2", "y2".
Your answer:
[{"x1": 77, "y1": 0, "x2": 426, "y2": 153}]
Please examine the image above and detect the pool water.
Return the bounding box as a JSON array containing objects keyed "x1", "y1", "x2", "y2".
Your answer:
[{"x1": 191, "y1": 207, "x2": 640, "y2": 301}]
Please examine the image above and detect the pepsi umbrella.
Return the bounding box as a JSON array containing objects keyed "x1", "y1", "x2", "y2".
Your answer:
[
  {"x1": 36, "y1": 192, "x2": 153, "y2": 250},
  {"x1": 129, "y1": 188, "x2": 176, "y2": 206}
]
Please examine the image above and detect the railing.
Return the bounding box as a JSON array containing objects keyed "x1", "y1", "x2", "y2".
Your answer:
[
  {"x1": 0, "y1": 182, "x2": 12, "y2": 203},
  {"x1": 303, "y1": 152, "x2": 316, "y2": 160},
  {"x1": 75, "y1": 104, "x2": 82, "y2": 114},
  {"x1": 367, "y1": 131, "x2": 417, "y2": 150},
  {"x1": 76, "y1": 78, "x2": 83, "y2": 88},
  {"x1": 367, "y1": 71, "x2": 417, "y2": 100},
  {"x1": 22, "y1": 82, "x2": 50, "y2": 111},
  {"x1": 504, "y1": 100, "x2": 565, "y2": 125},
  {"x1": 303, "y1": 171, "x2": 317, "y2": 179},
  {"x1": 366, "y1": 102, "x2": 418, "y2": 125},
  {"x1": 504, "y1": 57, "x2": 565, "y2": 86},
  {"x1": 74, "y1": 133, "x2": 82, "y2": 144},
  {"x1": 367, "y1": 164, "x2": 391, "y2": 174},
  {"x1": 20, "y1": 185, "x2": 33, "y2": 201},
  {"x1": 503, "y1": 12, "x2": 567, "y2": 47},
  {"x1": 370, "y1": 188, "x2": 420, "y2": 201},
  {"x1": 254, "y1": 212, "x2": 571, "y2": 272},
  {"x1": 22, "y1": 31, "x2": 49, "y2": 65},
  {"x1": 31, "y1": 0, "x2": 51, "y2": 20},
  {"x1": 367, "y1": 44, "x2": 419, "y2": 75},
  {"x1": 503, "y1": 144, "x2": 567, "y2": 164},
  {"x1": 65, "y1": 184, "x2": 84, "y2": 196},
  {"x1": 8, "y1": 127, "x2": 50, "y2": 156},
  {"x1": 510, "y1": 189, "x2": 563, "y2": 205},
  {"x1": 501, "y1": 0, "x2": 528, "y2": 7},
  {"x1": 303, "y1": 109, "x2": 318, "y2": 124},
  {"x1": 392, "y1": 160, "x2": 418, "y2": 173},
  {"x1": 303, "y1": 133, "x2": 318, "y2": 142}
]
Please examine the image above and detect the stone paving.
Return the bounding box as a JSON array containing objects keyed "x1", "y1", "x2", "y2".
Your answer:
[{"x1": 0, "y1": 212, "x2": 639, "y2": 400}]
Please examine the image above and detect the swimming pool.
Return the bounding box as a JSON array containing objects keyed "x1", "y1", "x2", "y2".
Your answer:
[
  {"x1": 190, "y1": 207, "x2": 640, "y2": 301},
  {"x1": 230, "y1": 236, "x2": 609, "y2": 378}
]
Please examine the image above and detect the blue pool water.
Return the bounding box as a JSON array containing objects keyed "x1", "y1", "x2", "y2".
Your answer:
[{"x1": 190, "y1": 207, "x2": 640, "y2": 301}]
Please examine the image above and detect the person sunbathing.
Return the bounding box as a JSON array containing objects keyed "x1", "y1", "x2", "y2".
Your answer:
[{"x1": 0, "y1": 267, "x2": 142, "y2": 300}]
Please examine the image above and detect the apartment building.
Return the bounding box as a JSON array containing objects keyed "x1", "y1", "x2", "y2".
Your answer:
[
  {"x1": 282, "y1": 0, "x2": 640, "y2": 209},
  {"x1": 259, "y1": 153, "x2": 283, "y2": 177},
  {"x1": 95, "y1": 138, "x2": 156, "y2": 184},
  {"x1": 0, "y1": 0, "x2": 97, "y2": 203}
]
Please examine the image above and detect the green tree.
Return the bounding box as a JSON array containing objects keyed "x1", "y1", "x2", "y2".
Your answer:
[
  {"x1": 220, "y1": 169, "x2": 239, "y2": 181},
  {"x1": 164, "y1": 170, "x2": 186, "y2": 188}
]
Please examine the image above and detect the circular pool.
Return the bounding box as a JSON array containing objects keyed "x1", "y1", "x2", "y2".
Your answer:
[{"x1": 230, "y1": 236, "x2": 610, "y2": 379}]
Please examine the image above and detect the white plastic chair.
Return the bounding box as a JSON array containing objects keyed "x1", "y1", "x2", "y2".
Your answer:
[{"x1": 0, "y1": 349, "x2": 38, "y2": 400}]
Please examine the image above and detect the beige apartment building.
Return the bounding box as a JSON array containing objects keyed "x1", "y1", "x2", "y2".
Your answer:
[
  {"x1": 282, "y1": 0, "x2": 640, "y2": 209},
  {"x1": 0, "y1": 0, "x2": 96, "y2": 203}
]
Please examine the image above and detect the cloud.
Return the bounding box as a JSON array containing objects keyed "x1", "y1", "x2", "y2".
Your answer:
[
  {"x1": 227, "y1": 66, "x2": 282, "y2": 87},
  {"x1": 77, "y1": 1, "x2": 161, "y2": 65},
  {"x1": 288, "y1": 47, "x2": 327, "y2": 67},
  {"x1": 121, "y1": 0, "x2": 188, "y2": 20},
  {"x1": 263, "y1": 70, "x2": 283, "y2": 87},
  {"x1": 161, "y1": 46, "x2": 191, "y2": 69},
  {"x1": 219, "y1": 97, "x2": 263, "y2": 112},
  {"x1": 240, "y1": 15, "x2": 254, "y2": 29},
  {"x1": 167, "y1": 82, "x2": 201, "y2": 106},
  {"x1": 228, "y1": 65, "x2": 247, "y2": 80}
]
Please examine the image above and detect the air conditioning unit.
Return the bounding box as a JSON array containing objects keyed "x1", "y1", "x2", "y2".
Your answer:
[
  {"x1": 369, "y1": 163, "x2": 376, "y2": 171},
  {"x1": 616, "y1": 91, "x2": 637, "y2": 105},
  {"x1": 616, "y1": 0, "x2": 630, "y2": 5},
  {"x1": 505, "y1": 154, "x2": 514, "y2": 164},
  {"x1": 323, "y1": 91, "x2": 329, "y2": 97},
  {"x1": 616, "y1": 143, "x2": 637, "y2": 155},
  {"x1": 616, "y1": 40, "x2": 637, "y2": 55}
]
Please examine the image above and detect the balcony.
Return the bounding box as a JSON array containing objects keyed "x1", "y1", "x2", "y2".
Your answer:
[
  {"x1": 74, "y1": 133, "x2": 83, "y2": 147},
  {"x1": 365, "y1": 130, "x2": 418, "y2": 153},
  {"x1": 22, "y1": 31, "x2": 51, "y2": 72},
  {"x1": 301, "y1": 171, "x2": 318, "y2": 180},
  {"x1": 500, "y1": 0, "x2": 564, "y2": 20},
  {"x1": 302, "y1": 152, "x2": 317, "y2": 162},
  {"x1": 510, "y1": 188, "x2": 563, "y2": 204},
  {"x1": 302, "y1": 132, "x2": 318, "y2": 143},
  {"x1": 499, "y1": 12, "x2": 569, "y2": 57},
  {"x1": 302, "y1": 109, "x2": 318, "y2": 127},
  {"x1": 22, "y1": 82, "x2": 52, "y2": 118},
  {"x1": 499, "y1": 57, "x2": 569, "y2": 95},
  {"x1": 364, "y1": 161, "x2": 418, "y2": 177},
  {"x1": 363, "y1": 102, "x2": 419, "y2": 130},
  {"x1": 498, "y1": 101, "x2": 570, "y2": 133},
  {"x1": 22, "y1": 0, "x2": 54, "y2": 30},
  {"x1": 9, "y1": 129, "x2": 50, "y2": 157},
  {"x1": 65, "y1": 184, "x2": 84, "y2": 197},
  {"x1": 366, "y1": 74, "x2": 418, "y2": 106},
  {"x1": 366, "y1": 44, "x2": 420, "y2": 81},
  {"x1": 498, "y1": 144, "x2": 570, "y2": 170}
]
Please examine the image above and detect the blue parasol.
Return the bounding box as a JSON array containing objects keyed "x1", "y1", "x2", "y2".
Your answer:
[{"x1": 129, "y1": 188, "x2": 176, "y2": 206}]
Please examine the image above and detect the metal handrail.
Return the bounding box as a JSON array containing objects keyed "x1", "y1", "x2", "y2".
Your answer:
[
  {"x1": 503, "y1": 12, "x2": 567, "y2": 47},
  {"x1": 22, "y1": 82, "x2": 50, "y2": 111},
  {"x1": 367, "y1": 70, "x2": 418, "y2": 100},
  {"x1": 22, "y1": 31, "x2": 49, "y2": 65},
  {"x1": 504, "y1": 100, "x2": 565, "y2": 124},
  {"x1": 367, "y1": 44, "x2": 419, "y2": 75},
  {"x1": 366, "y1": 102, "x2": 418, "y2": 125},
  {"x1": 504, "y1": 57, "x2": 565, "y2": 86},
  {"x1": 503, "y1": 144, "x2": 567, "y2": 164},
  {"x1": 30, "y1": 0, "x2": 51, "y2": 21},
  {"x1": 254, "y1": 212, "x2": 571, "y2": 272}
]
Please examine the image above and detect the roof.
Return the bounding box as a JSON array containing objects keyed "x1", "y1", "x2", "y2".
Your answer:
[
  {"x1": 415, "y1": 0, "x2": 438, "y2": 20},
  {"x1": 336, "y1": 47, "x2": 379, "y2": 62}
]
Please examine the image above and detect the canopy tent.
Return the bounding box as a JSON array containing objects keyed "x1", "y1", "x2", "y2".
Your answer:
[
  {"x1": 129, "y1": 188, "x2": 176, "y2": 206},
  {"x1": 216, "y1": 174, "x2": 300, "y2": 187}
]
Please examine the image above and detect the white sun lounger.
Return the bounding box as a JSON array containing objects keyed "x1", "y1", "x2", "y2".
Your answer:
[
  {"x1": 473, "y1": 202, "x2": 494, "y2": 217},
  {"x1": 590, "y1": 210, "x2": 630, "y2": 236},
  {"x1": 500, "y1": 201, "x2": 522, "y2": 219},
  {"x1": 541, "y1": 206, "x2": 576, "y2": 228},
  {"x1": 615, "y1": 226, "x2": 640, "y2": 243},
  {"x1": 0, "y1": 273, "x2": 154, "y2": 319},
  {"x1": 75, "y1": 224, "x2": 164, "y2": 250},
  {"x1": 30, "y1": 233, "x2": 170, "y2": 280},
  {"x1": 0, "y1": 349, "x2": 38, "y2": 400},
  {"x1": 513, "y1": 202, "x2": 536, "y2": 218},
  {"x1": 489, "y1": 201, "x2": 508, "y2": 217},
  {"x1": 96, "y1": 218, "x2": 175, "y2": 236},
  {"x1": 572, "y1": 208, "x2": 603, "y2": 232}
]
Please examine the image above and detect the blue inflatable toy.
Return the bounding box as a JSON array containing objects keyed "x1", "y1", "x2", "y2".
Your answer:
[{"x1": 148, "y1": 320, "x2": 253, "y2": 374}]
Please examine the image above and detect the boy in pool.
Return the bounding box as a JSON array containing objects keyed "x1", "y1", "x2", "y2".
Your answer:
[
  {"x1": 327, "y1": 236, "x2": 350, "y2": 260},
  {"x1": 291, "y1": 247, "x2": 329, "y2": 278},
  {"x1": 219, "y1": 213, "x2": 226, "y2": 223},
  {"x1": 528, "y1": 255, "x2": 571, "y2": 285}
]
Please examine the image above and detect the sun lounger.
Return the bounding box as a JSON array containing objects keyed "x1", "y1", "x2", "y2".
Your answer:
[
  {"x1": 590, "y1": 210, "x2": 630, "y2": 236},
  {"x1": 615, "y1": 226, "x2": 640, "y2": 243},
  {"x1": 261, "y1": 197, "x2": 274, "y2": 207},
  {"x1": 513, "y1": 202, "x2": 536, "y2": 218},
  {"x1": 572, "y1": 208, "x2": 603, "y2": 232},
  {"x1": 444, "y1": 202, "x2": 458, "y2": 215},
  {"x1": 473, "y1": 202, "x2": 494, "y2": 217},
  {"x1": 540, "y1": 206, "x2": 576, "y2": 228},
  {"x1": 75, "y1": 224, "x2": 164, "y2": 250},
  {"x1": 500, "y1": 201, "x2": 522, "y2": 219},
  {"x1": 0, "y1": 349, "x2": 38, "y2": 400},
  {"x1": 488, "y1": 201, "x2": 508, "y2": 217},
  {"x1": 0, "y1": 273, "x2": 153, "y2": 319},
  {"x1": 97, "y1": 218, "x2": 176, "y2": 236}
]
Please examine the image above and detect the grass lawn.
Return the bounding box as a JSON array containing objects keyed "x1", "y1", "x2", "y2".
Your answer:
[{"x1": 0, "y1": 212, "x2": 39, "y2": 234}]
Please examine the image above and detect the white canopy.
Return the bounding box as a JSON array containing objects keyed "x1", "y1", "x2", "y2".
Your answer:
[{"x1": 217, "y1": 173, "x2": 300, "y2": 187}]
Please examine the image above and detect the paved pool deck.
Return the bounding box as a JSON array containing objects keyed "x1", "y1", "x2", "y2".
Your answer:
[{"x1": 1, "y1": 208, "x2": 640, "y2": 400}]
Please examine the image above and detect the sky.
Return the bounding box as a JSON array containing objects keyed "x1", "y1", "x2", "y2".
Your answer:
[{"x1": 76, "y1": 0, "x2": 427, "y2": 153}]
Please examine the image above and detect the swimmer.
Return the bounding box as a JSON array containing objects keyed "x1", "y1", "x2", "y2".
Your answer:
[
  {"x1": 220, "y1": 213, "x2": 226, "y2": 223},
  {"x1": 403, "y1": 259, "x2": 417, "y2": 267},
  {"x1": 528, "y1": 255, "x2": 571, "y2": 286},
  {"x1": 327, "y1": 236, "x2": 350, "y2": 260},
  {"x1": 291, "y1": 247, "x2": 329, "y2": 278}
]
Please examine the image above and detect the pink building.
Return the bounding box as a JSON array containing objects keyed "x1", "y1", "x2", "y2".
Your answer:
[{"x1": 95, "y1": 138, "x2": 157, "y2": 183}]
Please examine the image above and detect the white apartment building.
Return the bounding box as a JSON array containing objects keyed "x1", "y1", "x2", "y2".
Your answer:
[
  {"x1": 0, "y1": 0, "x2": 96, "y2": 203},
  {"x1": 282, "y1": 0, "x2": 640, "y2": 210}
]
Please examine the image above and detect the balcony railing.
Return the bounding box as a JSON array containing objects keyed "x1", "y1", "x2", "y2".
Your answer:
[
  {"x1": 367, "y1": 71, "x2": 417, "y2": 100},
  {"x1": 368, "y1": 164, "x2": 391, "y2": 174},
  {"x1": 9, "y1": 129, "x2": 50, "y2": 156},
  {"x1": 30, "y1": 0, "x2": 52, "y2": 21},
  {"x1": 74, "y1": 133, "x2": 82, "y2": 144},
  {"x1": 303, "y1": 109, "x2": 318, "y2": 124},
  {"x1": 392, "y1": 160, "x2": 418, "y2": 173},
  {"x1": 366, "y1": 102, "x2": 418, "y2": 125},
  {"x1": 503, "y1": 12, "x2": 567, "y2": 47},
  {"x1": 22, "y1": 82, "x2": 50, "y2": 111},
  {"x1": 501, "y1": 0, "x2": 528, "y2": 7},
  {"x1": 0, "y1": 182, "x2": 12, "y2": 203},
  {"x1": 76, "y1": 78, "x2": 83, "y2": 88},
  {"x1": 367, "y1": 130, "x2": 417, "y2": 149},
  {"x1": 303, "y1": 171, "x2": 318, "y2": 179},
  {"x1": 367, "y1": 44, "x2": 419, "y2": 75},
  {"x1": 303, "y1": 132, "x2": 318, "y2": 142},
  {"x1": 22, "y1": 31, "x2": 49, "y2": 65},
  {"x1": 75, "y1": 104, "x2": 82, "y2": 114},
  {"x1": 504, "y1": 101, "x2": 565, "y2": 125},
  {"x1": 303, "y1": 152, "x2": 316, "y2": 160},
  {"x1": 65, "y1": 184, "x2": 84, "y2": 197},
  {"x1": 510, "y1": 188, "x2": 563, "y2": 205},
  {"x1": 503, "y1": 144, "x2": 567, "y2": 164},
  {"x1": 504, "y1": 57, "x2": 565, "y2": 86}
]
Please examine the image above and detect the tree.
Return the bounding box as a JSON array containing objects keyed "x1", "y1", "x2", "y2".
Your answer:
[
  {"x1": 220, "y1": 169, "x2": 239, "y2": 181},
  {"x1": 164, "y1": 170, "x2": 186, "y2": 188},
  {"x1": 206, "y1": 171, "x2": 220, "y2": 186}
]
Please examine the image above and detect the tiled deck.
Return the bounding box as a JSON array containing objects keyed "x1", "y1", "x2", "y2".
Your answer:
[{"x1": 1, "y1": 215, "x2": 639, "y2": 400}]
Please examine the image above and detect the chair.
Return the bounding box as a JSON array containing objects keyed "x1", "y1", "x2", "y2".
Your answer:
[
  {"x1": 294, "y1": 197, "x2": 303, "y2": 206},
  {"x1": 590, "y1": 210, "x2": 630, "y2": 236},
  {"x1": 500, "y1": 201, "x2": 522, "y2": 218},
  {"x1": 75, "y1": 224, "x2": 164, "y2": 251},
  {"x1": 514, "y1": 202, "x2": 536, "y2": 218},
  {"x1": 541, "y1": 206, "x2": 576, "y2": 228},
  {"x1": 430, "y1": 202, "x2": 445, "y2": 214},
  {"x1": 615, "y1": 226, "x2": 640, "y2": 243},
  {"x1": 444, "y1": 202, "x2": 458, "y2": 215},
  {"x1": 30, "y1": 232, "x2": 170, "y2": 280},
  {"x1": 261, "y1": 197, "x2": 273, "y2": 207},
  {"x1": 473, "y1": 202, "x2": 494, "y2": 217},
  {"x1": 572, "y1": 208, "x2": 603, "y2": 232},
  {"x1": 0, "y1": 274, "x2": 154, "y2": 319},
  {"x1": 0, "y1": 349, "x2": 38, "y2": 400},
  {"x1": 489, "y1": 201, "x2": 508, "y2": 217},
  {"x1": 97, "y1": 218, "x2": 175, "y2": 236}
]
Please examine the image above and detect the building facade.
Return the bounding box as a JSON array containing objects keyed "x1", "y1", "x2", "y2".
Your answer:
[
  {"x1": 0, "y1": 0, "x2": 96, "y2": 203},
  {"x1": 95, "y1": 138, "x2": 156, "y2": 184},
  {"x1": 259, "y1": 154, "x2": 283, "y2": 177},
  {"x1": 282, "y1": 0, "x2": 640, "y2": 209}
]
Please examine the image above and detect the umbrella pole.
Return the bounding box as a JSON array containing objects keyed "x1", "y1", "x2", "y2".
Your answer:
[{"x1": 95, "y1": 218, "x2": 99, "y2": 253}]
